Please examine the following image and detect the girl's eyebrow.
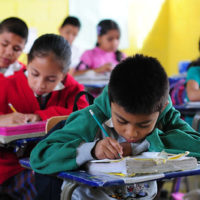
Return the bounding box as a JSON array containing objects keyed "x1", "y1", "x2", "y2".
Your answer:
[
  {"x1": 30, "y1": 66, "x2": 57, "y2": 78},
  {"x1": 47, "y1": 75, "x2": 57, "y2": 78}
]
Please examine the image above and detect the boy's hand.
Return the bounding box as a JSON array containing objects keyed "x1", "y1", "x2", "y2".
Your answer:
[
  {"x1": 93, "y1": 137, "x2": 123, "y2": 160},
  {"x1": 0, "y1": 112, "x2": 28, "y2": 126},
  {"x1": 25, "y1": 114, "x2": 41, "y2": 123},
  {"x1": 120, "y1": 142, "x2": 132, "y2": 157},
  {"x1": 94, "y1": 63, "x2": 113, "y2": 73}
]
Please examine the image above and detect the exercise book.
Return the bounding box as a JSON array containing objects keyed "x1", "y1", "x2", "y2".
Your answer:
[
  {"x1": 0, "y1": 121, "x2": 46, "y2": 144},
  {"x1": 86, "y1": 151, "x2": 197, "y2": 177}
]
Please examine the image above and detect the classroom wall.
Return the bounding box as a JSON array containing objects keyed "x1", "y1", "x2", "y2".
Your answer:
[
  {"x1": 124, "y1": 0, "x2": 200, "y2": 76},
  {"x1": 1, "y1": 0, "x2": 200, "y2": 76},
  {"x1": 0, "y1": 0, "x2": 68, "y2": 35},
  {"x1": 0, "y1": 0, "x2": 69, "y2": 63},
  {"x1": 168, "y1": 0, "x2": 200, "y2": 75}
]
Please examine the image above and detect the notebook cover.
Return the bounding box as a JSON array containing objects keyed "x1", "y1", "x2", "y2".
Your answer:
[
  {"x1": 0, "y1": 121, "x2": 46, "y2": 144},
  {"x1": 0, "y1": 121, "x2": 46, "y2": 136}
]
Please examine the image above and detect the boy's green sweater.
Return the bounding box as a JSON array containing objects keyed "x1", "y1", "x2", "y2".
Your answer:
[{"x1": 30, "y1": 86, "x2": 200, "y2": 174}]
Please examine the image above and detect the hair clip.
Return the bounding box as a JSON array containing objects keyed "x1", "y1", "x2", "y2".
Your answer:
[{"x1": 97, "y1": 25, "x2": 102, "y2": 36}]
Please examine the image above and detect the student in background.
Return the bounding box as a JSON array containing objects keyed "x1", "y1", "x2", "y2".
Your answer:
[
  {"x1": 0, "y1": 17, "x2": 28, "y2": 78},
  {"x1": 185, "y1": 39, "x2": 200, "y2": 126},
  {"x1": 0, "y1": 34, "x2": 88, "y2": 200},
  {"x1": 30, "y1": 54, "x2": 200, "y2": 200},
  {"x1": 59, "y1": 16, "x2": 82, "y2": 75},
  {"x1": 73, "y1": 19, "x2": 125, "y2": 76}
]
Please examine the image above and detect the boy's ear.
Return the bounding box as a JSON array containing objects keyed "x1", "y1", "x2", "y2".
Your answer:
[{"x1": 161, "y1": 100, "x2": 169, "y2": 112}]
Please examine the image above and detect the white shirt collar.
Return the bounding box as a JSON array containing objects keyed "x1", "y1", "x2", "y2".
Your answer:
[
  {"x1": 53, "y1": 81, "x2": 65, "y2": 91},
  {"x1": 104, "y1": 118, "x2": 114, "y2": 128},
  {"x1": 4, "y1": 61, "x2": 22, "y2": 77}
]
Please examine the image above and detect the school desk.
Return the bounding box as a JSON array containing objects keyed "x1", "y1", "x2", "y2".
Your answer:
[
  {"x1": 74, "y1": 70, "x2": 109, "y2": 88},
  {"x1": 174, "y1": 103, "x2": 200, "y2": 115},
  {"x1": 19, "y1": 158, "x2": 200, "y2": 200},
  {"x1": 77, "y1": 73, "x2": 184, "y2": 90},
  {"x1": 178, "y1": 61, "x2": 190, "y2": 74}
]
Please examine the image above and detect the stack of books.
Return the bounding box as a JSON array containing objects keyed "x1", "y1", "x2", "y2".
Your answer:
[{"x1": 86, "y1": 151, "x2": 198, "y2": 176}]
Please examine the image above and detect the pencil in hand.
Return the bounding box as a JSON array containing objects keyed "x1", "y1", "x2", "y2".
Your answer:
[
  {"x1": 89, "y1": 109, "x2": 122, "y2": 158},
  {"x1": 89, "y1": 109, "x2": 109, "y2": 137},
  {"x1": 8, "y1": 103, "x2": 17, "y2": 112}
]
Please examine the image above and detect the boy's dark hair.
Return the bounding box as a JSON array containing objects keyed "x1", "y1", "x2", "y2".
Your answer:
[
  {"x1": 96, "y1": 19, "x2": 122, "y2": 62},
  {"x1": 28, "y1": 34, "x2": 71, "y2": 73},
  {"x1": 108, "y1": 54, "x2": 169, "y2": 114},
  {"x1": 0, "y1": 17, "x2": 28, "y2": 43},
  {"x1": 187, "y1": 58, "x2": 200, "y2": 70},
  {"x1": 60, "y1": 16, "x2": 81, "y2": 29}
]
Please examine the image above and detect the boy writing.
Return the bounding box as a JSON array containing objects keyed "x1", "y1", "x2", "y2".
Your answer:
[{"x1": 30, "y1": 54, "x2": 200, "y2": 199}]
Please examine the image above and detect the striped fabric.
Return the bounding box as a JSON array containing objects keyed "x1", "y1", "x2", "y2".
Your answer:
[{"x1": 0, "y1": 169, "x2": 36, "y2": 200}]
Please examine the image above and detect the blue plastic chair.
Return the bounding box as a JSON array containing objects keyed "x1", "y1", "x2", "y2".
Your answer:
[{"x1": 178, "y1": 61, "x2": 190, "y2": 74}]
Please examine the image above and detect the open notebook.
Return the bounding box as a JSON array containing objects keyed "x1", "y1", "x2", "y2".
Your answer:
[
  {"x1": 0, "y1": 121, "x2": 47, "y2": 144},
  {"x1": 0, "y1": 115, "x2": 69, "y2": 144},
  {"x1": 86, "y1": 151, "x2": 198, "y2": 177}
]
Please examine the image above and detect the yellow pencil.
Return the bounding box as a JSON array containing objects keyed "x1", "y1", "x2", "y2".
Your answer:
[{"x1": 8, "y1": 103, "x2": 17, "y2": 112}]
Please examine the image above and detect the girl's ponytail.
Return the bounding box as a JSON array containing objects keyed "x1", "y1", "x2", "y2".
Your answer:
[{"x1": 115, "y1": 50, "x2": 123, "y2": 62}]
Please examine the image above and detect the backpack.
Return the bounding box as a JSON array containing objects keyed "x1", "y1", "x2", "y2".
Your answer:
[
  {"x1": 169, "y1": 78, "x2": 187, "y2": 106},
  {"x1": 46, "y1": 91, "x2": 94, "y2": 134}
]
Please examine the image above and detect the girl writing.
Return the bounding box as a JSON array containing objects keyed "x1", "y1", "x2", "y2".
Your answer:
[
  {"x1": 0, "y1": 34, "x2": 88, "y2": 199},
  {"x1": 74, "y1": 19, "x2": 126, "y2": 76}
]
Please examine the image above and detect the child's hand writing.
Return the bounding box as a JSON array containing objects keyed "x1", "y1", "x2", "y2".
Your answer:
[
  {"x1": 94, "y1": 63, "x2": 113, "y2": 73},
  {"x1": 93, "y1": 137, "x2": 123, "y2": 159},
  {"x1": 25, "y1": 114, "x2": 41, "y2": 123},
  {"x1": 0, "y1": 112, "x2": 28, "y2": 126}
]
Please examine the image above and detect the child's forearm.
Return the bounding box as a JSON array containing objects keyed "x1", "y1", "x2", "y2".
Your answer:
[
  {"x1": 73, "y1": 69, "x2": 91, "y2": 76},
  {"x1": 187, "y1": 88, "x2": 200, "y2": 101}
]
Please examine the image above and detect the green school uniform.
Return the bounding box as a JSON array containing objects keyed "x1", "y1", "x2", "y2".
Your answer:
[{"x1": 30, "y1": 86, "x2": 200, "y2": 174}]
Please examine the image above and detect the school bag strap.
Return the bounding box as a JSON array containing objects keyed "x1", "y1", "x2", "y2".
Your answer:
[
  {"x1": 73, "y1": 91, "x2": 94, "y2": 112},
  {"x1": 46, "y1": 91, "x2": 94, "y2": 135}
]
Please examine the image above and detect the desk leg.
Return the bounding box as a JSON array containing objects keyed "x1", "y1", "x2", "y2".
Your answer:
[
  {"x1": 60, "y1": 181, "x2": 78, "y2": 200},
  {"x1": 154, "y1": 180, "x2": 164, "y2": 200}
]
